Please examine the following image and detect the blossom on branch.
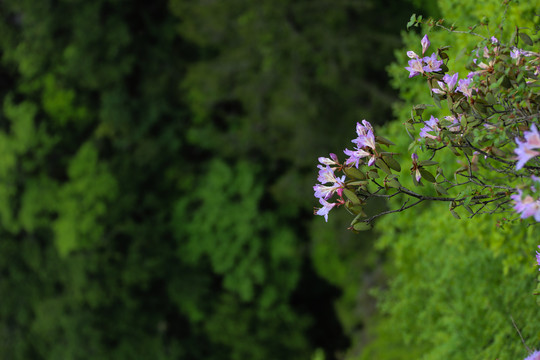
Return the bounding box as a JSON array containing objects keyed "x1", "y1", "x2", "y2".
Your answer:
[
  {"x1": 419, "y1": 115, "x2": 440, "y2": 140},
  {"x1": 344, "y1": 120, "x2": 377, "y2": 167},
  {"x1": 422, "y1": 53, "x2": 443, "y2": 73},
  {"x1": 411, "y1": 153, "x2": 421, "y2": 182},
  {"x1": 318, "y1": 153, "x2": 339, "y2": 167},
  {"x1": 432, "y1": 72, "x2": 459, "y2": 94},
  {"x1": 421, "y1": 34, "x2": 430, "y2": 55},
  {"x1": 313, "y1": 166, "x2": 345, "y2": 200},
  {"x1": 405, "y1": 57, "x2": 424, "y2": 78},
  {"x1": 514, "y1": 124, "x2": 540, "y2": 170},
  {"x1": 315, "y1": 198, "x2": 337, "y2": 222},
  {"x1": 511, "y1": 189, "x2": 540, "y2": 221},
  {"x1": 456, "y1": 77, "x2": 473, "y2": 98}
]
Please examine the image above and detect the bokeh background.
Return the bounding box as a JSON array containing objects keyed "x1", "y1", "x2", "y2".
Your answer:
[{"x1": 0, "y1": 0, "x2": 538, "y2": 359}]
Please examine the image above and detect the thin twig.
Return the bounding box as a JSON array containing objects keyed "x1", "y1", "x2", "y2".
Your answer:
[{"x1": 510, "y1": 316, "x2": 531, "y2": 354}]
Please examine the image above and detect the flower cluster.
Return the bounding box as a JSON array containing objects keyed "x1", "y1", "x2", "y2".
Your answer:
[
  {"x1": 313, "y1": 156, "x2": 345, "y2": 222},
  {"x1": 313, "y1": 120, "x2": 401, "y2": 225},
  {"x1": 405, "y1": 52, "x2": 444, "y2": 78},
  {"x1": 344, "y1": 120, "x2": 377, "y2": 167}
]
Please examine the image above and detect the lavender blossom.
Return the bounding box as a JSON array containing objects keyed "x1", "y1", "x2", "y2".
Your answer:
[
  {"x1": 419, "y1": 115, "x2": 440, "y2": 140},
  {"x1": 344, "y1": 120, "x2": 377, "y2": 167},
  {"x1": 318, "y1": 153, "x2": 339, "y2": 167},
  {"x1": 407, "y1": 51, "x2": 419, "y2": 59},
  {"x1": 344, "y1": 147, "x2": 374, "y2": 168},
  {"x1": 432, "y1": 72, "x2": 459, "y2": 94},
  {"x1": 411, "y1": 153, "x2": 421, "y2": 182},
  {"x1": 422, "y1": 53, "x2": 443, "y2": 73},
  {"x1": 315, "y1": 197, "x2": 337, "y2": 222},
  {"x1": 405, "y1": 58, "x2": 424, "y2": 78},
  {"x1": 514, "y1": 124, "x2": 540, "y2": 170},
  {"x1": 456, "y1": 77, "x2": 473, "y2": 98},
  {"x1": 511, "y1": 189, "x2": 540, "y2": 221},
  {"x1": 524, "y1": 350, "x2": 540, "y2": 360},
  {"x1": 421, "y1": 34, "x2": 430, "y2": 55}
]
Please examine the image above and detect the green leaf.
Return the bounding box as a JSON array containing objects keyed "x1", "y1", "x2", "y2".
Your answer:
[
  {"x1": 345, "y1": 201, "x2": 365, "y2": 216},
  {"x1": 344, "y1": 166, "x2": 366, "y2": 180},
  {"x1": 407, "y1": 14, "x2": 417, "y2": 30},
  {"x1": 343, "y1": 188, "x2": 360, "y2": 204},
  {"x1": 519, "y1": 32, "x2": 533, "y2": 46},
  {"x1": 434, "y1": 183, "x2": 448, "y2": 195},
  {"x1": 450, "y1": 209, "x2": 461, "y2": 219},
  {"x1": 376, "y1": 135, "x2": 395, "y2": 146},
  {"x1": 375, "y1": 158, "x2": 392, "y2": 175},
  {"x1": 418, "y1": 160, "x2": 438, "y2": 166},
  {"x1": 412, "y1": 104, "x2": 429, "y2": 116},
  {"x1": 353, "y1": 221, "x2": 372, "y2": 232},
  {"x1": 419, "y1": 168, "x2": 436, "y2": 183},
  {"x1": 367, "y1": 169, "x2": 380, "y2": 179},
  {"x1": 347, "y1": 180, "x2": 368, "y2": 186},
  {"x1": 383, "y1": 155, "x2": 401, "y2": 172},
  {"x1": 386, "y1": 178, "x2": 401, "y2": 189}
]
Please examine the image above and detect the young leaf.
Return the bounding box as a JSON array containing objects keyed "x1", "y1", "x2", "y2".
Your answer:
[
  {"x1": 344, "y1": 167, "x2": 366, "y2": 180},
  {"x1": 343, "y1": 188, "x2": 361, "y2": 204},
  {"x1": 419, "y1": 168, "x2": 436, "y2": 182}
]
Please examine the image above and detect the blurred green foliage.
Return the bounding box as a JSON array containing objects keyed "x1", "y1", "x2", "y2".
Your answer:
[{"x1": 0, "y1": 0, "x2": 428, "y2": 359}]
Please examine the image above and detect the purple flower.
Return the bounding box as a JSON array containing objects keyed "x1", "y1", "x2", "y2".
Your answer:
[
  {"x1": 524, "y1": 349, "x2": 540, "y2": 360},
  {"x1": 432, "y1": 72, "x2": 459, "y2": 94},
  {"x1": 317, "y1": 165, "x2": 343, "y2": 185},
  {"x1": 511, "y1": 47, "x2": 523, "y2": 59},
  {"x1": 422, "y1": 53, "x2": 443, "y2": 73},
  {"x1": 355, "y1": 120, "x2": 374, "y2": 138},
  {"x1": 525, "y1": 350, "x2": 540, "y2": 360},
  {"x1": 344, "y1": 120, "x2": 377, "y2": 167},
  {"x1": 536, "y1": 247, "x2": 540, "y2": 270},
  {"x1": 318, "y1": 153, "x2": 339, "y2": 167},
  {"x1": 444, "y1": 115, "x2": 461, "y2": 132},
  {"x1": 456, "y1": 77, "x2": 473, "y2": 98},
  {"x1": 411, "y1": 153, "x2": 421, "y2": 182},
  {"x1": 407, "y1": 51, "x2": 419, "y2": 59},
  {"x1": 344, "y1": 147, "x2": 373, "y2": 168},
  {"x1": 421, "y1": 34, "x2": 430, "y2": 55},
  {"x1": 313, "y1": 183, "x2": 342, "y2": 200},
  {"x1": 315, "y1": 197, "x2": 337, "y2": 222},
  {"x1": 419, "y1": 115, "x2": 440, "y2": 140},
  {"x1": 443, "y1": 73, "x2": 459, "y2": 90},
  {"x1": 511, "y1": 189, "x2": 540, "y2": 221},
  {"x1": 352, "y1": 120, "x2": 376, "y2": 150},
  {"x1": 314, "y1": 165, "x2": 345, "y2": 200},
  {"x1": 490, "y1": 36, "x2": 498, "y2": 44},
  {"x1": 405, "y1": 58, "x2": 424, "y2": 78},
  {"x1": 514, "y1": 124, "x2": 540, "y2": 170}
]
